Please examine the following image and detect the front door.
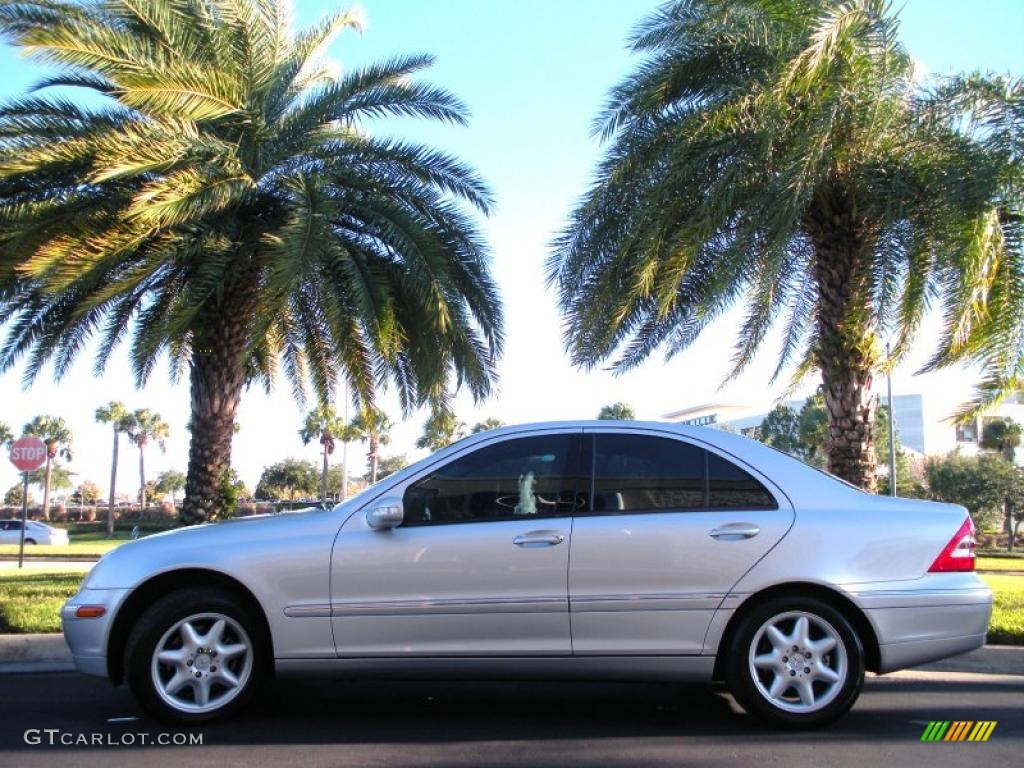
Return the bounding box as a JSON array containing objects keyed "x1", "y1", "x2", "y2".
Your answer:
[
  {"x1": 331, "y1": 430, "x2": 584, "y2": 656},
  {"x1": 569, "y1": 429, "x2": 795, "y2": 654}
]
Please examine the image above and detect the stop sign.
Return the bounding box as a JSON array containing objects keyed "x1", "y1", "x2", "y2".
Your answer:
[{"x1": 9, "y1": 436, "x2": 47, "y2": 472}]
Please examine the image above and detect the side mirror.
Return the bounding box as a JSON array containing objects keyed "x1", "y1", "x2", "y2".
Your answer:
[{"x1": 366, "y1": 497, "x2": 404, "y2": 530}]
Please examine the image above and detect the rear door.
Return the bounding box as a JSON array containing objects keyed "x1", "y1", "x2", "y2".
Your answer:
[{"x1": 569, "y1": 429, "x2": 794, "y2": 654}]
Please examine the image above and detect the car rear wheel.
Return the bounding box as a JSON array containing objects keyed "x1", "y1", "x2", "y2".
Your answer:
[
  {"x1": 726, "y1": 596, "x2": 864, "y2": 728},
  {"x1": 125, "y1": 588, "x2": 265, "y2": 723},
  {"x1": 24, "y1": 538, "x2": 36, "y2": 545}
]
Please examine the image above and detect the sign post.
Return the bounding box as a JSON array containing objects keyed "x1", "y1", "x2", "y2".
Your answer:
[{"x1": 9, "y1": 436, "x2": 47, "y2": 568}]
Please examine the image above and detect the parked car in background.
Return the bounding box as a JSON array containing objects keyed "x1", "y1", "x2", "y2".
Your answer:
[
  {"x1": 0, "y1": 519, "x2": 70, "y2": 546},
  {"x1": 62, "y1": 422, "x2": 991, "y2": 728}
]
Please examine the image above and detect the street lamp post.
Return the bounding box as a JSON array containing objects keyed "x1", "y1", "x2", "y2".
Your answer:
[{"x1": 886, "y1": 341, "x2": 897, "y2": 497}]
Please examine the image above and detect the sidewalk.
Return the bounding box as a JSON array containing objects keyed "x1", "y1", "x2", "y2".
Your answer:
[{"x1": 2, "y1": 633, "x2": 1021, "y2": 676}]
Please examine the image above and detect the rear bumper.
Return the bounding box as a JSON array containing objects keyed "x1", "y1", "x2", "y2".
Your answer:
[
  {"x1": 60, "y1": 587, "x2": 132, "y2": 680},
  {"x1": 850, "y1": 575, "x2": 992, "y2": 673}
]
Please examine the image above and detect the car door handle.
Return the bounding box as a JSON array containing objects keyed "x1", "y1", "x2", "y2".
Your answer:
[
  {"x1": 513, "y1": 531, "x2": 565, "y2": 548},
  {"x1": 709, "y1": 523, "x2": 761, "y2": 540}
]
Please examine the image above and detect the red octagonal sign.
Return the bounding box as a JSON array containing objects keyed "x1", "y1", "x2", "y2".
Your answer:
[{"x1": 9, "y1": 436, "x2": 47, "y2": 472}]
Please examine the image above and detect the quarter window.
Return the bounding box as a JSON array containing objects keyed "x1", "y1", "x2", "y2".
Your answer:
[
  {"x1": 707, "y1": 452, "x2": 776, "y2": 509},
  {"x1": 402, "y1": 434, "x2": 582, "y2": 526}
]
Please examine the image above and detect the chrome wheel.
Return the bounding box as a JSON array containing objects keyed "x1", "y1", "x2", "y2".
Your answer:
[
  {"x1": 748, "y1": 610, "x2": 847, "y2": 714},
  {"x1": 150, "y1": 612, "x2": 253, "y2": 714}
]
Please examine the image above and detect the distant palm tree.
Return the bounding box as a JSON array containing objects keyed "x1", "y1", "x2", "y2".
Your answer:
[
  {"x1": 95, "y1": 401, "x2": 131, "y2": 536},
  {"x1": 0, "y1": 0, "x2": 503, "y2": 523},
  {"x1": 125, "y1": 409, "x2": 169, "y2": 512},
  {"x1": 597, "y1": 402, "x2": 635, "y2": 420},
  {"x1": 548, "y1": 0, "x2": 1023, "y2": 491},
  {"x1": 416, "y1": 403, "x2": 465, "y2": 452},
  {"x1": 22, "y1": 415, "x2": 72, "y2": 520},
  {"x1": 0, "y1": 421, "x2": 12, "y2": 447},
  {"x1": 981, "y1": 418, "x2": 1023, "y2": 463},
  {"x1": 349, "y1": 406, "x2": 394, "y2": 485},
  {"x1": 299, "y1": 404, "x2": 348, "y2": 505},
  {"x1": 470, "y1": 418, "x2": 506, "y2": 434}
]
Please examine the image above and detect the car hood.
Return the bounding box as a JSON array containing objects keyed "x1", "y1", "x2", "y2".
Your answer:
[{"x1": 84, "y1": 505, "x2": 353, "y2": 590}]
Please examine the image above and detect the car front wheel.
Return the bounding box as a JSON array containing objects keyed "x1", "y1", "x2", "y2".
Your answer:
[
  {"x1": 125, "y1": 588, "x2": 265, "y2": 723},
  {"x1": 726, "y1": 597, "x2": 864, "y2": 728}
]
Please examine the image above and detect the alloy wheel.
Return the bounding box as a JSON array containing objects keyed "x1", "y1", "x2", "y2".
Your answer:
[
  {"x1": 150, "y1": 612, "x2": 254, "y2": 714},
  {"x1": 747, "y1": 610, "x2": 847, "y2": 714}
]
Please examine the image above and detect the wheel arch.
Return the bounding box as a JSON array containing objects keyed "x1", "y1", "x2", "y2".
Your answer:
[
  {"x1": 712, "y1": 581, "x2": 881, "y2": 681},
  {"x1": 107, "y1": 568, "x2": 274, "y2": 685}
]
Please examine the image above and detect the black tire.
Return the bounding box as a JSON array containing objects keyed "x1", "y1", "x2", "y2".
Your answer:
[
  {"x1": 125, "y1": 588, "x2": 267, "y2": 724},
  {"x1": 725, "y1": 596, "x2": 865, "y2": 729},
  {"x1": 24, "y1": 538, "x2": 36, "y2": 545}
]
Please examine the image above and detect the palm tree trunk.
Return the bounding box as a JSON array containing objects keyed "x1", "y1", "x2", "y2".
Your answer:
[
  {"x1": 369, "y1": 434, "x2": 379, "y2": 484},
  {"x1": 41, "y1": 455, "x2": 52, "y2": 521},
  {"x1": 107, "y1": 427, "x2": 118, "y2": 538},
  {"x1": 807, "y1": 195, "x2": 879, "y2": 492},
  {"x1": 138, "y1": 443, "x2": 146, "y2": 513},
  {"x1": 181, "y1": 311, "x2": 249, "y2": 524},
  {"x1": 321, "y1": 443, "x2": 329, "y2": 506}
]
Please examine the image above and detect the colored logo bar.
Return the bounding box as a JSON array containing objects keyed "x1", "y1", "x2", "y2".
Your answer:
[{"x1": 921, "y1": 721, "x2": 997, "y2": 742}]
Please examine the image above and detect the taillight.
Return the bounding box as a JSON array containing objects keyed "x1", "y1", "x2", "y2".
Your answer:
[{"x1": 928, "y1": 517, "x2": 977, "y2": 572}]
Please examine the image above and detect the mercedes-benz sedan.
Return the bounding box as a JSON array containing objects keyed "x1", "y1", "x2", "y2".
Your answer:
[{"x1": 62, "y1": 422, "x2": 991, "y2": 727}]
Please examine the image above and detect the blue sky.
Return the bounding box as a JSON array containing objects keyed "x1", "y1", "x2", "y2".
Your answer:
[{"x1": 2, "y1": 0, "x2": 1023, "y2": 496}]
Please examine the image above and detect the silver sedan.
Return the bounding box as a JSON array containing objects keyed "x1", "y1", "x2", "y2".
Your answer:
[{"x1": 62, "y1": 422, "x2": 991, "y2": 727}]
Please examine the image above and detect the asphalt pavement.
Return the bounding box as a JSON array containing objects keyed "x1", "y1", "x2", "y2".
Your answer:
[{"x1": 0, "y1": 671, "x2": 1020, "y2": 767}]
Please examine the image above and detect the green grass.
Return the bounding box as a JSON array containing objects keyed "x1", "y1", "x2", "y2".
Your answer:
[
  {"x1": 0, "y1": 537, "x2": 126, "y2": 557},
  {"x1": 977, "y1": 556, "x2": 1024, "y2": 572},
  {"x1": 0, "y1": 570, "x2": 84, "y2": 634},
  {"x1": 0, "y1": 569, "x2": 1021, "y2": 645},
  {"x1": 981, "y1": 574, "x2": 1024, "y2": 646}
]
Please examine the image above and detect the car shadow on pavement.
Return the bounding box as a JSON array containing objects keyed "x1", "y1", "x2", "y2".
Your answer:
[{"x1": 2, "y1": 672, "x2": 1021, "y2": 759}]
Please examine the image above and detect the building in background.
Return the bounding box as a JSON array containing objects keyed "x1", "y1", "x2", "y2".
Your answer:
[{"x1": 664, "y1": 393, "x2": 1024, "y2": 463}]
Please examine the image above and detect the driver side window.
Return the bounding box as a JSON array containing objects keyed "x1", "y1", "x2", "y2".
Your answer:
[{"x1": 402, "y1": 434, "x2": 582, "y2": 526}]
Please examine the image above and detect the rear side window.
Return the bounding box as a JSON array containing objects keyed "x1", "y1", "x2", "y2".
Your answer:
[
  {"x1": 590, "y1": 434, "x2": 776, "y2": 512},
  {"x1": 592, "y1": 434, "x2": 705, "y2": 512}
]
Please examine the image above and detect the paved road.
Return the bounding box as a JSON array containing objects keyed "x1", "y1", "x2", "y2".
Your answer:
[{"x1": 0, "y1": 672, "x2": 1020, "y2": 767}]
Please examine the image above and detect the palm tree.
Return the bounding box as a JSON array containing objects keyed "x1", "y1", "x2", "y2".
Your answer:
[
  {"x1": 597, "y1": 402, "x2": 635, "y2": 420},
  {"x1": 981, "y1": 418, "x2": 1023, "y2": 463},
  {"x1": 22, "y1": 415, "x2": 72, "y2": 520},
  {"x1": 349, "y1": 406, "x2": 394, "y2": 485},
  {"x1": 0, "y1": 421, "x2": 13, "y2": 447},
  {"x1": 470, "y1": 417, "x2": 506, "y2": 434},
  {"x1": 0, "y1": 0, "x2": 503, "y2": 523},
  {"x1": 548, "y1": 0, "x2": 1023, "y2": 491},
  {"x1": 416, "y1": 402, "x2": 465, "y2": 452},
  {"x1": 299, "y1": 403, "x2": 348, "y2": 505},
  {"x1": 95, "y1": 401, "x2": 131, "y2": 536},
  {"x1": 124, "y1": 409, "x2": 169, "y2": 512}
]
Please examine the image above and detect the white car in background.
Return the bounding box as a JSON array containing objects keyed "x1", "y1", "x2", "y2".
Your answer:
[{"x1": 0, "y1": 519, "x2": 70, "y2": 546}]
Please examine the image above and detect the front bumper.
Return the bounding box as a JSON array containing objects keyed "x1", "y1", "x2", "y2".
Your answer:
[{"x1": 61, "y1": 587, "x2": 132, "y2": 679}]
